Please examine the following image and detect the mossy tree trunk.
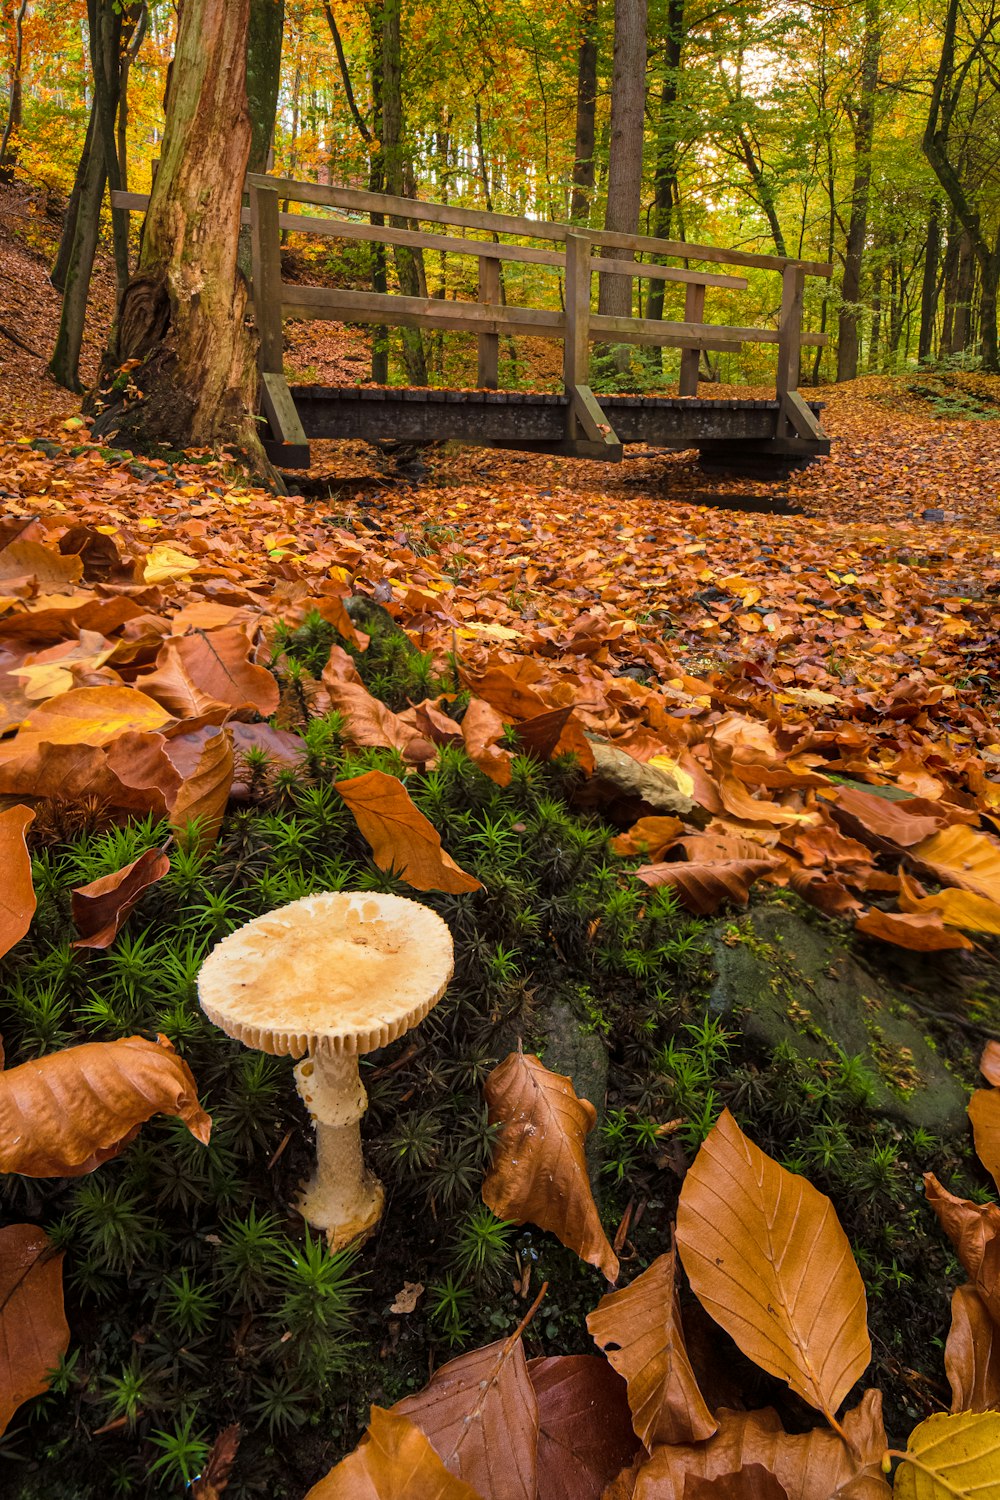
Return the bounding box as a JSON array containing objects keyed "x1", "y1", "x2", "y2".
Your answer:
[{"x1": 90, "y1": 0, "x2": 270, "y2": 472}]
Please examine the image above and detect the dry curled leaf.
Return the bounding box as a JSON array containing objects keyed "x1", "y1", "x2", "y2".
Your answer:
[
  {"x1": 0, "y1": 1034, "x2": 211, "y2": 1176},
  {"x1": 675, "y1": 1109, "x2": 870, "y2": 1422},
  {"x1": 191, "y1": 1424, "x2": 241, "y2": 1499},
  {"x1": 683, "y1": 1469, "x2": 789, "y2": 1500},
  {"x1": 71, "y1": 847, "x2": 171, "y2": 949},
  {"x1": 393, "y1": 1334, "x2": 539, "y2": 1500},
  {"x1": 897, "y1": 870, "x2": 1000, "y2": 934},
  {"x1": 586, "y1": 1251, "x2": 716, "y2": 1447},
  {"x1": 610, "y1": 816, "x2": 685, "y2": 860},
  {"x1": 336, "y1": 769, "x2": 482, "y2": 894},
  {"x1": 140, "y1": 624, "x2": 279, "y2": 718},
  {"x1": 305, "y1": 1407, "x2": 482, "y2": 1500},
  {"x1": 944, "y1": 1284, "x2": 1000, "y2": 1414},
  {"x1": 483, "y1": 1051, "x2": 619, "y2": 1282},
  {"x1": 924, "y1": 1174, "x2": 1000, "y2": 1325},
  {"x1": 634, "y1": 857, "x2": 778, "y2": 914},
  {"x1": 0, "y1": 804, "x2": 35, "y2": 960},
  {"x1": 168, "y1": 726, "x2": 234, "y2": 848},
  {"x1": 910, "y1": 825, "x2": 1000, "y2": 906},
  {"x1": 0, "y1": 1224, "x2": 69, "y2": 1437},
  {"x1": 527, "y1": 1355, "x2": 638, "y2": 1500},
  {"x1": 968, "y1": 1089, "x2": 1000, "y2": 1196},
  {"x1": 854, "y1": 907, "x2": 973, "y2": 952}
]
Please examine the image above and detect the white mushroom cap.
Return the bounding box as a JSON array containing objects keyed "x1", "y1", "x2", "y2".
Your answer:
[{"x1": 198, "y1": 891, "x2": 454, "y2": 1058}]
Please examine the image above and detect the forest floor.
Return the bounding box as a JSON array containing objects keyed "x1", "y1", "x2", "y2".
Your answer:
[{"x1": 3, "y1": 178, "x2": 1000, "y2": 1495}]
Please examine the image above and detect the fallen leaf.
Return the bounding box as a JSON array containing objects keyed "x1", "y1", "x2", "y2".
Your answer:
[
  {"x1": 923, "y1": 1174, "x2": 1000, "y2": 1325},
  {"x1": 854, "y1": 908, "x2": 973, "y2": 951},
  {"x1": 483, "y1": 1051, "x2": 619, "y2": 1282},
  {"x1": 140, "y1": 625, "x2": 279, "y2": 718},
  {"x1": 527, "y1": 1355, "x2": 639, "y2": 1500},
  {"x1": 944, "y1": 1285, "x2": 1000, "y2": 1414},
  {"x1": 142, "y1": 542, "x2": 199, "y2": 583},
  {"x1": 70, "y1": 847, "x2": 171, "y2": 950},
  {"x1": 336, "y1": 770, "x2": 482, "y2": 894},
  {"x1": 683, "y1": 1468, "x2": 789, "y2": 1499},
  {"x1": 169, "y1": 727, "x2": 234, "y2": 848},
  {"x1": 0, "y1": 805, "x2": 35, "y2": 959},
  {"x1": 1, "y1": 685, "x2": 173, "y2": 751},
  {"x1": 191, "y1": 1424, "x2": 241, "y2": 1499},
  {"x1": 894, "y1": 1410, "x2": 1000, "y2": 1498},
  {"x1": 981, "y1": 1041, "x2": 1000, "y2": 1086},
  {"x1": 968, "y1": 1090, "x2": 1000, "y2": 1196},
  {"x1": 390, "y1": 1282, "x2": 425, "y2": 1315},
  {"x1": 610, "y1": 816, "x2": 685, "y2": 860},
  {"x1": 910, "y1": 825, "x2": 1000, "y2": 906},
  {"x1": 0, "y1": 1034, "x2": 211, "y2": 1176},
  {"x1": 675, "y1": 1109, "x2": 870, "y2": 1422},
  {"x1": 634, "y1": 858, "x2": 778, "y2": 914},
  {"x1": 586, "y1": 1251, "x2": 716, "y2": 1447},
  {"x1": 831, "y1": 784, "x2": 941, "y2": 849},
  {"x1": 0, "y1": 1224, "x2": 69, "y2": 1437},
  {"x1": 897, "y1": 870, "x2": 1000, "y2": 933}
]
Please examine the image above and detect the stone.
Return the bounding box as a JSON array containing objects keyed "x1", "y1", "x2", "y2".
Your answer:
[
  {"x1": 539, "y1": 996, "x2": 609, "y2": 1186},
  {"x1": 709, "y1": 905, "x2": 969, "y2": 1138}
]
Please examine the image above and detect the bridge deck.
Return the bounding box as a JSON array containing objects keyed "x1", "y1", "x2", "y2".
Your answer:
[{"x1": 272, "y1": 386, "x2": 830, "y2": 468}]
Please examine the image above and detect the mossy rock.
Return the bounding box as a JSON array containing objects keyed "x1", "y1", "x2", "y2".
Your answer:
[{"x1": 709, "y1": 905, "x2": 969, "y2": 1138}]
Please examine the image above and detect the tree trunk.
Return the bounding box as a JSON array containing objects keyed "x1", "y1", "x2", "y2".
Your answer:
[
  {"x1": 645, "y1": 0, "x2": 684, "y2": 333},
  {"x1": 570, "y1": 0, "x2": 598, "y2": 224},
  {"x1": 238, "y1": 0, "x2": 284, "y2": 276},
  {"x1": 117, "y1": 5, "x2": 148, "y2": 196},
  {"x1": 598, "y1": 0, "x2": 648, "y2": 372},
  {"x1": 90, "y1": 0, "x2": 130, "y2": 295},
  {"x1": 918, "y1": 198, "x2": 940, "y2": 362},
  {"x1": 0, "y1": 0, "x2": 27, "y2": 180},
  {"x1": 836, "y1": 0, "x2": 881, "y2": 382},
  {"x1": 89, "y1": 0, "x2": 269, "y2": 473},
  {"x1": 379, "y1": 0, "x2": 426, "y2": 384},
  {"x1": 52, "y1": 102, "x2": 97, "y2": 293}
]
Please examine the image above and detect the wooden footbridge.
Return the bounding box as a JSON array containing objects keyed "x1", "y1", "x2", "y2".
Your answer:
[{"x1": 115, "y1": 174, "x2": 832, "y2": 471}]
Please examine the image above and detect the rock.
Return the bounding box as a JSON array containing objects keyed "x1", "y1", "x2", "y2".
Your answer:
[
  {"x1": 922, "y1": 507, "x2": 946, "y2": 522},
  {"x1": 344, "y1": 595, "x2": 419, "y2": 655},
  {"x1": 579, "y1": 742, "x2": 708, "y2": 827},
  {"x1": 539, "y1": 997, "x2": 609, "y2": 1186},
  {"x1": 709, "y1": 905, "x2": 969, "y2": 1138}
]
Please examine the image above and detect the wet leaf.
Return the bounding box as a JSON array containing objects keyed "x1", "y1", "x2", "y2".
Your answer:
[
  {"x1": 305, "y1": 1406, "x2": 482, "y2": 1500},
  {"x1": 483, "y1": 1051, "x2": 619, "y2": 1281},
  {"x1": 70, "y1": 847, "x2": 171, "y2": 949},
  {"x1": 0, "y1": 1224, "x2": 69, "y2": 1437},
  {"x1": 336, "y1": 769, "x2": 481, "y2": 894},
  {"x1": 675, "y1": 1109, "x2": 870, "y2": 1421},
  {"x1": 527, "y1": 1355, "x2": 639, "y2": 1500},
  {"x1": 0, "y1": 805, "x2": 35, "y2": 959},
  {"x1": 894, "y1": 1410, "x2": 1000, "y2": 1498},
  {"x1": 586, "y1": 1251, "x2": 716, "y2": 1446},
  {"x1": 0, "y1": 1034, "x2": 211, "y2": 1176}
]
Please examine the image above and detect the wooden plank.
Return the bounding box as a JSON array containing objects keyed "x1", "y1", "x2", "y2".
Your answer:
[
  {"x1": 260, "y1": 371, "x2": 308, "y2": 447},
  {"x1": 569, "y1": 384, "x2": 621, "y2": 454},
  {"x1": 781, "y1": 389, "x2": 827, "y2": 441},
  {"x1": 478, "y1": 256, "x2": 500, "y2": 389},
  {"x1": 589, "y1": 256, "x2": 746, "y2": 290},
  {"x1": 776, "y1": 263, "x2": 805, "y2": 415},
  {"x1": 250, "y1": 184, "x2": 284, "y2": 374},
  {"x1": 679, "y1": 283, "x2": 705, "y2": 396},
  {"x1": 563, "y1": 232, "x2": 591, "y2": 413}
]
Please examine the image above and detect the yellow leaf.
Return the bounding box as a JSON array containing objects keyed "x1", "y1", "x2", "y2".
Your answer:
[
  {"x1": 895, "y1": 1410, "x2": 1000, "y2": 1498},
  {"x1": 143, "y1": 543, "x2": 199, "y2": 583}
]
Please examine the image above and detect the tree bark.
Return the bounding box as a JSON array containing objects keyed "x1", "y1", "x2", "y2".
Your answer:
[
  {"x1": 378, "y1": 0, "x2": 426, "y2": 384},
  {"x1": 52, "y1": 102, "x2": 97, "y2": 293},
  {"x1": 598, "y1": 0, "x2": 648, "y2": 371},
  {"x1": 836, "y1": 0, "x2": 881, "y2": 382},
  {"x1": 89, "y1": 0, "x2": 269, "y2": 473},
  {"x1": 117, "y1": 4, "x2": 148, "y2": 195},
  {"x1": 238, "y1": 0, "x2": 284, "y2": 276},
  {"x1": 570, "y1": 0, "x2": 598, "y2": 224},
  {"x1": 645, "y1": 0, "x2": 684, "y2": 331},
  {"x1": 918, "y1": 197, "x2": 941, "y2": 362},
  {"x1": 0, "y1": 0, "x2": 27, "y2": 180}
]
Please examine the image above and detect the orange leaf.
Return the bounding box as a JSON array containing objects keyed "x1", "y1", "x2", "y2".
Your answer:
[
  {"x1": 981, "y1": 1042, "x2": 1000, "y2": 1087},
  {"x1": 924, "y1": 1174, "x2": 1000, "y2": 1325},
  {"x1": 1, "y1": 685, "x2": 173, "y2": 751},
  {"x1": 393, "y1": 1335, "x2": 539, "y2": 1499},
  {"x1": 897, "y1": 870, "x2": 1000, "y2": 933},
  {"x1": 854, "y1": 907, "x2": 973, "y2": 951},
  {"x1": 945, "y1": 1284, "x2": 1000, "y2": 1414},
  {"x1": 586, "y1": 1250, "x2": 716, "y2": 1447},
  {"x1": 336, "y1": 770, "x2": 481, "y2": 894},
  {"x1": 140, "y1": 625, "x2": 279, "y2": 718},
  {"x1": 514, "y1": 707, "x2": 595, "y2": 773},
  {"x1": 635, "y1": 858, "x2": 777, "y2": 914},
  {"x1": 321, "y1": 662, "x2": 433, "y2": 764},
  {"x1": 483, "y1": 1051, "x2": 618, "y2": 1281},
  {"x1": 71, "y1": 847, "x2": 171, "y2": 950},
  {"x1": 831, "y1": 785, "x2": 941, "y2": 850},
  {"x1": 0, "y1": 1035, "x2": 211, "y2": 1177},
  {"x1": 461, "y1": 698, "x2": 513, "y2": 787},
  {"x1": 910, "y1": 825, "x2": 1000, "y2": 906},
  {"x1": 633, "y1": 1392, "x2": 890, "y2": 1500},
  {"x1": 168, "y1": 727, "x2": 234, "y2": 848},
  {"x1": 527, "y1": 1355, "x2": 639, "y2": 1500},
  {"x1": 969, "y1": 1090, "x2": 1000, "y2": 1195},
  {"x1": 0, "y1": 804, "x2": 35, "y2": 959},
  {"x1": 0, "y1": 1224, "x2": 69, "y2": 1437},
  {"x1": 305, "y1": 1406, "x2": 482, "y2": 1499},
  {"x1": 610, "y1": 817, "x2": 685, "y2": 860},
  {"x1": 683, "y1": 1469, "x2": 788, "y2": 1500},
  {"x1": 676, "y1": 1109, "x2": 870, "y2": 1421}
]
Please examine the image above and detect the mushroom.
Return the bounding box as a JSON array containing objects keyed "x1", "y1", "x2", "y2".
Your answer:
[{"x1": 198, "y1": 891, "x2": 453, "y2": 1249}]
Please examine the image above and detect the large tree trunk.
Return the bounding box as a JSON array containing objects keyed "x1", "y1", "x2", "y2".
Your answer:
[
  {"x1": 238, "y1": 0, "x2": 285, "y2": 276},
  {"x1": 52, "y1": 103, "x2": 97, "y2": 293},
  {"x1": 597, "y1": 0, "x2": 648, "y2": 372},
  {"x1": 89, "y1": 0, "x2": 268, "y2": 470},
  {"x1": 0, "y1": 0, "x2": 27, "y2": 180},
  {"x1": 645, "y1": 0, "x2": 684, "y2": 332},
  {"x1": 570, "y1": 0, "x2": 598, "y2": 223},
  {"x1": 379, "y1": 0, "x2": 426, "y2": 384},
  {"x1": 836, "y1": 0, "x2": 881, "y2": 382}
]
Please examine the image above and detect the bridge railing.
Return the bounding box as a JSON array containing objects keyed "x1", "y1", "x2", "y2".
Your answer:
[{"x1": 113, "y1": 174, "x2": 831, "y2": 458}]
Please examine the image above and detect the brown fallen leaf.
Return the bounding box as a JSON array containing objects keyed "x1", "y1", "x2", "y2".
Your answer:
[
  {"x1": 634, "y1": 857, "x2": 778, "y2": 914},
  {"x1": 390, "y1": 1281, "x2": 425, "y2": 1315},
  {"x1": 897, "y1": 869, "x2": 1000, "y2": 934},
  {"x1": 321, "y1": 668, "x2": 434, "y2": 764},
  {"x1": 0, "y1": 685, "x2": 173, "y2": 753},
  {"x1": 788, "y1": 869, "x2": 865, "y2": 917},
  {"x1": 586, "y1": 1251, "x2": 716, "y2": 1447},
  {"x1": 0, "y1": 804, "x2": 35, "y2": 960},
  {"x1": 683, "y1": 1468, "x2": 789, "y2": 1500},
  {"x1": 336, "y1": 769, "x2": 482, "y2": 894},
  {"x1": 168, "y1": 727, "x2": 234, "y2": 848},
  {"x1": 393, "y1": 1333, "x2": 539, "y2": 1499},
  {"x1": 461, "y1": 698, "x2": 513, "y2": 787},
  {"x1": 854, "y1": 907, "x2": 973, "y2": 951},
  {"x1": 483, "y1": 1052, "x2": 618, "y2": 1282},
  {"x1": 140, "y1": 624, "x2": 279, "y2": 718},
  {"x1": 71, "y1": 847, "x2": 171, "y2": 950},
  {"x1": 923, "y1": 1174, "x2": 1000, "y2": 1324},
  {"x1": 968, "y1": 1090, "x2": 1000, "y2": 1196},
  {"x1": 909, "y1": 824, "x2": 1000, "y2": 906},
  {"x1": 527, "y1": 1355, "x2": 638, "y2": 1500},
  {"x1": 830, "y1": 784, "x2": 941, "y2": 850},
  {"x1": 191, "y1": 1424, "x2": 241, "y2": 1499},
  {"x1": 633, "y1": 1392, "x2": 890, "y2": 1499},
  {"x1": 610, "y1": 816, "x2": 685, "y2": 860},
  {"x1": 0, "y1": 1224, "x2": 69, "y2": 1437},
  {"x1": 305, "y1": 1406, "x2": 483, "y2": 1499},
  {"x1": 676, "y1": 1109, "x2": 870, "y2": 1424},
  {"x1": 514, "y1": 706, "x2": 595, "y2": 772},
  {"x1": 944, "y1": 1284, "x2": 1000, "y2": 1414},
  {"x1": 981, "y1": 1041, "x2": 1000, "y2": 1087},
  {"x1": 0, "y1": 1034, "x2": 211, "y2": 1176}
]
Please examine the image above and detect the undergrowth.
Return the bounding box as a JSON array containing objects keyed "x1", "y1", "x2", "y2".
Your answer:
[{"x1": 0, "y1": 611, "x2": 987, "y2": 1495}]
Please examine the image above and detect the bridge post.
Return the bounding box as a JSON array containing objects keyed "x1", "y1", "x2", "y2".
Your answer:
[
  {"x1": 563, "y1": 232, "x2": 591, "y2": 436},
  {"x1": 250, "y1": 182, "x2": 284, "y2": 375},
  {"x1": 679, "y1": 282, "x2": 705, "y2": 395},
  {"x1": 776, "y1": 264, "x2": 804, "y2": 401},
  {"x1": 477, "y1": 256, "x2": 500, "y2": 389}
]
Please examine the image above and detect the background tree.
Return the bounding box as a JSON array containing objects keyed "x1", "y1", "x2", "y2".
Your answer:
[{"x1": 598, "y1": 0, "x2": 648, "y2": 369}]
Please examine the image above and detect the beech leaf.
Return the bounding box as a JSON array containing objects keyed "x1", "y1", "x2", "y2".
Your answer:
[
  {"x1": 483, "y1": 1051, "x2": 619, "y2": 1282},
  {"x1": 944, "y1": 1285, "x2": 1000, "y2": 1414},
  {"x1": 981, "y1": 1041, "x2": 1000, "y2": 1086},
  {"x1": 393, "y1": 1334, "x2": 539, "y2": 1499},
  {"x1": 923, "y1": 1174, "x2": 1000, "y2": 1324},
  {"x1": 586, "y1": 1250, "x2": 717, "y2": 1447},
  {"x1": 683, "y1": 1468, "x2": 789, "y2": 1500},
  {"x1": 0, "y1": 1034, "x2": 211, "y2": 1176},
  {"x1": 336, "y1": 769, "x2": 482, "y2": 894},
  {"x1": 910, "y1": 825, "x2": 1000, "y2": 906},
  {"x1": 168, "y1": 726, "x2": 234, "y2": 848},
  {"x1": 894, "y1": 1410, "x2": 1000, "y2": 1498},
  {"x1": 305, "y1": 1406, "x2": 483, "y2": 1500},
  {"x1": 854, "y1": 907, "x2": 973, "y2": 951},
  {"x1": 0, "y1": 1224, "x2": 69, "y2": 1437},
  {"x1": 140, "y1": 624, "x2": 279, "y2": 718},
  {"x1": 527, "y1": 1355, "x2": 639, "y2": 1500},
  {"x1": 675, "y1": 1108, "x2": 870, "y2": 1420},
  {"x1": 968, "y1": 1090, "x2": 1000, "y2": 1195},
  {"x1": 634, "y1": 857, "x2": 778, "y2": 914},
  {"x1": 0, "y1": 804, "x2": 35, "y2": 959},
  {"x1": 610, "y1": 816, "x2": 685, "y2": 860},
  {"x1": 71, "y1": 847, "x2": 171, "y2": 949}
]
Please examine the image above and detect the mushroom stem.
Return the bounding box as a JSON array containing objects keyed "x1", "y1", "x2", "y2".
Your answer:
[{"x1": 293, "y1": 1050, "x2": 384, "y2": 1250}]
